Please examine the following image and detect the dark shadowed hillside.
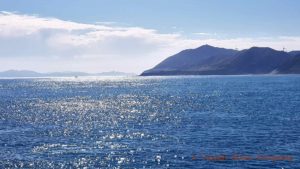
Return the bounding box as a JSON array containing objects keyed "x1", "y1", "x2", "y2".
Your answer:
[
  {"x1": 222, "y1": 47, "x2": 292, "y2": 74},
  {"x1": 141, "y1": 45, "x2": 299, "y2": 76},
  {"x1": 289, "y1": 51, "x2": 300, "y2": 56},
  {"x1": 152, "y1": 45, "x2": 238, "y2": 71},
  {"x1": 277, "y1": 54, "x2": 300, "y2": 74}
]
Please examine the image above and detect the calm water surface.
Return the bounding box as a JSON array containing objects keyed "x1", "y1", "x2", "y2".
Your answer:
[{"x1": 0, "y1": 75, "x2": 300, "y2": 168}]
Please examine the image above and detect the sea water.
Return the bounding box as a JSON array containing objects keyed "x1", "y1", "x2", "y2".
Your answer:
[{"x1": 0, "y1": 75, "x2": 299, "y2": 168}]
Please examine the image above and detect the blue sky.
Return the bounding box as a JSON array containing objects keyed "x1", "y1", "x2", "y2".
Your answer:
[
  {"x1": 1, "y1": 0, "x2": 300, "y2": 37},
  {"x1": 0, "y1": 0, "x2": 300, "y2": 73}
]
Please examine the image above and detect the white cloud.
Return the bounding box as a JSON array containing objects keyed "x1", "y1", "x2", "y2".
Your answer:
[{"x1": 0, "y1": 11, "x2": 300, "y2": 73}]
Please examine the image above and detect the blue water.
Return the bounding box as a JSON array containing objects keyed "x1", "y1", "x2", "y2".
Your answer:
[{"x1": 0, "y1": 75, "x2": 300, "y2": 168}]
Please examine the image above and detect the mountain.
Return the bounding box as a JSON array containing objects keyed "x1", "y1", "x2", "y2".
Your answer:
[
  {"x1": 142, "y1": 45, "x2": 238, "y2": 75},
  {"x1": 289, "y1": 51, "x2": 300, "y2": 56},
  {"x1": 152, "y1": 45, "x2": 238, "y2": 70},
  {"x1": 277, "y1": 54, "x2": 300, "y2": 74},
  {"x1": 141, "y1": 45, "x2": 300, "y2": 76},
  {"x1": 221, "y1": 47, "x2": 292, "y2": 74},
  {"x1": 0, "y1": 70, "x2": 43, "y2": 77},
  {"x1": 0, "y1": 70, "x2": 135, "y2": 77}
]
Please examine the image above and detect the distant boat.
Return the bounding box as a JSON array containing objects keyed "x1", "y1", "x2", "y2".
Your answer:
[{"x1": 74, "y1": 75, "x2": 78, "y2": 78}]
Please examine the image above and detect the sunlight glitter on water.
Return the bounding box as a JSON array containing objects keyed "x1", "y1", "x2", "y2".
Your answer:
[{"x1": 0, "y1": 75, "x2": 300, "y2": 168}]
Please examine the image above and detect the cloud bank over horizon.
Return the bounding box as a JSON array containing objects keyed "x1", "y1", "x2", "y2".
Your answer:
[{"x1": 1, "y1": 11, "x2": 300, "y2": 73}]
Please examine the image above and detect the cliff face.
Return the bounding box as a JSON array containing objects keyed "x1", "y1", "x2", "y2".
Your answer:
[{"x1": 141, "y1": 45, "x2": 299, "y2": 76}]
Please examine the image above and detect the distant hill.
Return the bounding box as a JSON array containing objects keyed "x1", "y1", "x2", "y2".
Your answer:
[
  {"x1": 141, "y1": 45, "x2": 300, "y2": 76},
  {"x1": 0, "y1": 70, "x2": 43, "y2": 77},
  {"x1": 277, "y1": 54, "x2": 300, "y2": 74},
  {"x1": 0, "y1": 70, "x2": 135, "y2": 77},
  {"x1": 222, "y1": 47, "x2": 292, "y2": 74},
  {"x1": 152, "y1": 45, "x2": 238, "y2": 71},
  {"x1": 289, "y1": 51, "x2": 300, "y2": 56}
]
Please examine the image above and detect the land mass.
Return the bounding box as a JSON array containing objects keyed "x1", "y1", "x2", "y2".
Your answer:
[
  {"x1": 0, "y1": 70, "x2": 135, "y2": 77},
  {"x1": 141, "y1": 45, "x2": 300, "y2": 76}
]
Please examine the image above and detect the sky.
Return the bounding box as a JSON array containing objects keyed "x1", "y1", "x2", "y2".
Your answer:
[{"x1": 0, "y1": 0, "x2": 300, "y2": 73}]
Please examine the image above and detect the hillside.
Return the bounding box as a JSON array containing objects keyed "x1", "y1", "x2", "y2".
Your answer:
[{"x1": 141, "y1": 45, "x2": 299, "y2": 75}]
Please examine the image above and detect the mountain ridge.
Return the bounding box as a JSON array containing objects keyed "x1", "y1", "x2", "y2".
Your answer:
[
  {"x1": 0, "y1": 70, "x2": 136, "y2": 77},
  {"x1": 141, "y1": 45, "x2": 299, "y2": 76}
]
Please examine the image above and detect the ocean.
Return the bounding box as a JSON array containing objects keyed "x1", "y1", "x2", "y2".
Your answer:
[{"x1": 0, "y1": 75, "x2": 299, "y2": 168}]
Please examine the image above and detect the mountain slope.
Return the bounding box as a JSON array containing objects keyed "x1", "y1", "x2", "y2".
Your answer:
[
  {"x1": 152, "y1": 45, "x2": 238, "y2": 70},
  {"x1": 0, "y1": 70, "x2": 135, "y2": 77},
  {"x1": 289, "y1": 51, "x2": 300, "y2": 56},
  {"x1": 141, "y1": 45, "x2": 238, "y2": 75},
  {"x1": 277, "y1": 54, "x2": 300, "y2": 74},
  {"x1": 141, "y1": 45, "x2": 299, "y2": 76},
  {"x1": 221, "y1": 47, "x2": 292, "y2": 74},
  {"x1": 0, "y1": 70, "x2": 43, "y2": 77}
]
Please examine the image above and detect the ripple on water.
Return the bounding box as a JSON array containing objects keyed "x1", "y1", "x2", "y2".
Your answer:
[{"x1": 0, "y1": 76, "x2": 300, "y2": 168}]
